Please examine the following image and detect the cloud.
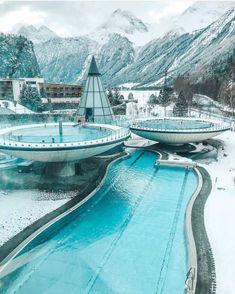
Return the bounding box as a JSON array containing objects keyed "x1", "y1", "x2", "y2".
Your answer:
[
  {"x1": 148, "y1": 0, "x2": 193, "y2": 23},
  {"x1": 0, "y1": 5, "x2": 47, "y2": 33},
  {"x1": 0, "y1": 0, "x2": 195, "y2": 35}
]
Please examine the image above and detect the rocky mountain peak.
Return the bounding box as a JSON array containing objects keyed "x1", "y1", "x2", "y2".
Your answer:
[
  {"x1": 17, "y1": 25, "x2": 58, "y2": 44},
  {"x1": 100, "y1": 8, "x2": 148, "y2": 34}
]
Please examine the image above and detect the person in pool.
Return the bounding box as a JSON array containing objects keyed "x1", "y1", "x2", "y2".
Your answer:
[{"x1": 73, "y1": 119, "x2": 82, "y2": 127}]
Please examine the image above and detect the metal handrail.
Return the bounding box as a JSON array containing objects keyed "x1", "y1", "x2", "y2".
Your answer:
[{"x1": 0, "y1": 127, "x2": 130, "y2": 149}]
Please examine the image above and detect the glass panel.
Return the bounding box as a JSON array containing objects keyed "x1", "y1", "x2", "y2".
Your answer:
[
  {"x1": 93, "y1": 77, "x2": 99, "y2": 92},
  {"x1": 100, "y1": 92, "x2": 109, "y2": 107},
  {"x1": 94, "y1": 108, "x2": 103, "y2": 115},
  {"x1": 79, "y1": 93, "x2": 87, "y2": 108},
  {"x1": 87, "y1": 77, "x2": 94, "y2": 92},
  {"x1": 94, "y1": 93, "x2": 102, "y2": 107},
  {"x1": 103, "y1": 107, "x2": 112, "y2": 115},
  {"x1": 85, "y1": 92, "x2": 94, "y2": 107},
  {"x1": 78, "y1": 107, "x2": 85, "y2": 115},
  {"x1": 83, "y1": 79, "x2": 90, "y2": 92}
]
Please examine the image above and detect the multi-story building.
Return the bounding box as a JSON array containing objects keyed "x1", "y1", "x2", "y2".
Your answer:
[
  {"x1": 0, "y1": 78, "x2": 82, "y2": 107},
  {"x1": 0, "y1": 78, "x2": 44, "y2": 101},
  {"x1": 39, "y1": 83, "x2": 82, "y2": 104}
]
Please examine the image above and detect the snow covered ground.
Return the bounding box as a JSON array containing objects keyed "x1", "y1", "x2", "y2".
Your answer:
[
  {"x1": 0, "y1": 189, "x2": 76, "y2": 246},
  {"x1": 204, "y1": 130, "x2": 235, "y2": 294},
  {"x1": 0, "y1": 100, "x2": 33, "y2": 114},
  {"x1": 120, "y1": 90, "x2": 159, "y2": 107}
]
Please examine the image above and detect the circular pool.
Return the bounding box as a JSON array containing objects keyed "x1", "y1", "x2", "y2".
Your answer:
[
  {"x1": 130, "y1": 118, "x2": 230, "y2": 144},
  {"x1": 6, "y1": 124, "x2": 112, "y2": 144},
  {"x1": 0, "y1": 123, "x2": 130, "y2": 162}
]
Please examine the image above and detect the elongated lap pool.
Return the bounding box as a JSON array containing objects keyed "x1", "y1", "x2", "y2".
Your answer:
[{"x1": 0, "y1": 150, "x2": 198, "y2": 294}]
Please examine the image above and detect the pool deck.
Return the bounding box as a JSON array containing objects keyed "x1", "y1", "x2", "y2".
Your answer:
[{"x1": 191, "y1": 167, "x2": 216, "y2": 294}]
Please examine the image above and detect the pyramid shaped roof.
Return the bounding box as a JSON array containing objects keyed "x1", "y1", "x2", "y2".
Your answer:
[
  {"x1": 78, "y1": 56, "x2": 114, "y2": 123},
  {"x1": 88, "y1": 56, "x2": 100, "y2": 76}
]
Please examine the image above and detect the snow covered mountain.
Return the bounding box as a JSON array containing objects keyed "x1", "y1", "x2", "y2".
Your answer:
[
  {"x1": 35, "y1": 36, "x2": 97, "y2": 84},
  {"x1": 88, "y1": 9, "x2": 151, "y2": 46},
  {"x1": 17, "y1": 25, "x2": 58, "y2": 44},
  {"x1": 152, "y1": 1, "x2": 235, "y2": 38},
  {"x1": 0, "y1": 33, "x2": 41, "y2": 78},
  {"x1": 176, "y1": 1, "x2": 235, "y2": 32},
  {"x1": 34, "y1": 5, "x2": 235, "y2": 89},
  {"x1": 100, "y1": 9, "x2": 148, "y2": 34},
  {"x1": 115, "y1": 8, "x2": 235, "y2": 87}
]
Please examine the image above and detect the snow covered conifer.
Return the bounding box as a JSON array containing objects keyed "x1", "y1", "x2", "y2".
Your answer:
[
  {"x1": 128, "y1": 92, "x2": 134, "y2": 100},
  {"x1": 173, "y1": 90, "x2": 188, "y2": 117},
  {"x1": 19, "y1": 83, "x2": 43, "y2": 112},
  {"x1": 159, "y1": 72, "x2": 171, "y2": 116}
]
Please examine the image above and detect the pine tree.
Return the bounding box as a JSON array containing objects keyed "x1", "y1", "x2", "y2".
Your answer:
[
  {"x1": 107, "y1": 89, "x2": 114, "y2": 105},
  {"x1": 119, "y1": 94, "x2": 125, "y2": 101},
  {"x1": 184, "y1": 81, "x2": 193, "y2": 116},
  {"x1": 159, "y1": 72, "x2": 171, "y2": 116},
  {"x1": 173, "y1": 90, "x2": 188, "y2": 117},
  {"x1": 19, "y1": 84, "x2": 29, "y2": 106},
  {"x1": 19, "y1": 83, "x2": 43, "y2": 112},
  {"x1": 173, "y1": 75, "x2": 185, "y2": 93},
  {"x1": 128, "y1": 92, "x2": 134, "y2": 100},
  {"x1": 147, "y1": 94, "x2": 158, "y2": 106},
  {"x1": 112, "y1": 87, "x2": 122, "y2": 106},
  {"x1": 173, "y1": 75, "x2": 193, "y2": 116}
]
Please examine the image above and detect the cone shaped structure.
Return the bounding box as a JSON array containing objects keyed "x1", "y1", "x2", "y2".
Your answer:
[{"x1": 78, "y1": 56, "x2": 114, "y2": 123}]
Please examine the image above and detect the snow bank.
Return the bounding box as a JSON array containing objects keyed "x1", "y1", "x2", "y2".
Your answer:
[
  {"x1": 120, "y1": 90, "x2": 159, "y2": 107},
  {"x1": 0, "y1": 190, "x2": 76, "y2": 246},
  {"x1": 204, "y1": 131, "x2": 235, "y2": 293},
  {"x1": 0, "y1": 100, "x2": 33, "y2": 114}
]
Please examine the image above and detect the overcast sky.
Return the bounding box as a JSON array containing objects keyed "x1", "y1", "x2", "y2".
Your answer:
[
  {"x1": 0, "y1": 0, "x2": 195, "y2": 35},
  {"x1": 0, "y1": 0, "x2": 230, "y2": 36}
]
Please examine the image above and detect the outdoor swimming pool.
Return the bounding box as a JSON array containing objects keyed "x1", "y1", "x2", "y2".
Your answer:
[
  {"x1": 5, "y1": 124, "x2": 112, "y2": 143},
  {"x1": 0, "y1": 150, "x2": 198, "y2": 294},
  {"x1": 136, "y1": 119, "x2": 214, "y2": 130}
]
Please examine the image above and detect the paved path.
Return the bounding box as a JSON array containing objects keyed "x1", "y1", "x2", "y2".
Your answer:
[{"x1": 192, "y1": 166, "x2": 216, "y2": 294}]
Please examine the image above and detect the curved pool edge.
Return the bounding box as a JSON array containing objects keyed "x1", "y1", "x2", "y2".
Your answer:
[
  {"x1": 184, "y1": 167, "x2": 202, "y2": 293},
  {"x1": 0, "y1": 148, "x2": 215, "y2": 294},
  {"x1": 185, "y1": 166, "x2": 216, "y2": 294},
  {"x1": 0, "y1": 152, "x2": 129, "y2": 273}
]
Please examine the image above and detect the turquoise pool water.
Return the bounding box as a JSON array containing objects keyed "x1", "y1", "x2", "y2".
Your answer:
[
  {"x1": 6, "y1": 125, "x2": 111, "y2": 143},
  {"x1": 137, "y1": 119, "x2": 214, "y2": 130},
  {"x1": 0, "y1": 150, "x2": 198, "y2": 294}
]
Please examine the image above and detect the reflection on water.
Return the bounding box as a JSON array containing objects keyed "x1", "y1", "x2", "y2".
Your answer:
[{"x1": 0, "y1": 150, "x2": 198, "y2": 294}]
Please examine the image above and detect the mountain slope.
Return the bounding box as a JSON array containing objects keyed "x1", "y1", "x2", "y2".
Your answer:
[
  {"x1": 153, "y1": 1, "x2": 235, "y2": 38},
  {"x1": 18, "y1": 25, "x2": 58, "y2": 44},
  {"x1": 100, "y1": 9, "x2": 148, "y2": 34},
  {"x1": 88, "y1": 9, "x2": 151, "y2": 46},
  {"x1": 174, "y1": 1, "x2": 235, "y2": 32},
  {"x1": 35, "y1": 36, "x2": 98, "y2": 84},
  {"x1": 114, "y1": 8, "x2": 235, "y2": 87},
  {"x1": 112, "y1": 31, "x2": 197, "y2": 86},
  {"x1": 0, "y1": 33, "x2": 41, "y2": 78},
  {"x1": 33, "y1": 7, "x2": 235, "y2": 89},
  {"x1": 97, "y1": 34, "x2": 135, "y2": 84}
]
